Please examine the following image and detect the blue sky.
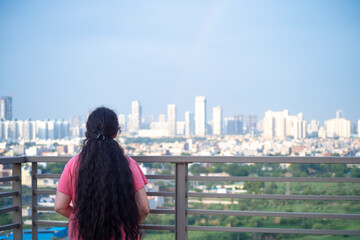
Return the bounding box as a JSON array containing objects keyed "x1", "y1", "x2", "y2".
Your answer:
[{"x1": 1, "y1": 0, "x2": 359, "y2": 122}]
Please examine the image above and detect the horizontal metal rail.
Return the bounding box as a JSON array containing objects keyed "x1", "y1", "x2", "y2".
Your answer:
[
  {"x1": 187, "y1": 209, "x2": 360, "y2": 219},
  {"x1": 0, "y1": 176, "x2": 19, "y2": 182},
  {"x1": 147, "y1": 191, "x2": 175, "y2": 197},
  {"x1": 35, "y1": 174, "x2": 175, "y2": 180},
  {"x1": 35, "y1": 220, "x2": 67, "y2": 227},
  {"x1": 146, "y1": 175, "x2": 175, "y2": 180},
  {"x1": 26, "y1": 156, "x2": 71, "y2": 163},
  {"x1": 0, "y1": 156, "x2": 26, "y2": 164},
  {"x1": 34, "y1": 206, "x2": 54, "y2": 211},
  {"x1": 35, "y1": 190, "x2": 175, "y2": 197},
  {"x1": 25, "y1": 156, "x2": 360, "y2": 164},
  {"x1": 188, "y1": 176, "x2": 360, "y2": 183},
  {"x1": 133, "y1": 156, "x2": 360, "y2": 164},
  {"x1": 0, "y1": 191, "x2": 18, "y2": 198},
  {"x1": 187, "y1": 226, "x2": 360, "y2": 235},
  {"x1": 150, "y1": 209, "x2": 175, "y2": 214},
  {"x1": 0, "y1": 223, "x2": 20, "y2": 231},
  {"x1": 0, "y1": 206, "x2": 18, "y2": 214},
  {"x1": 36, "y1": 174, "x2": 61, "y2": 178},
  {"x1": 34, "y1": 206, "x2": 175, "y2": 214},
  {"x1": 34, "y1": 189, "x2": 56, "y2": 195},
  {"x1": 188, "y1": 192, "x2": 360, "y2": 201}
]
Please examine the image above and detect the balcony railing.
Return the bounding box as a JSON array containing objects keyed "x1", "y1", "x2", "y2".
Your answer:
[{"x1": 1, "y1": 156, "x2": 360, "y2": 239}]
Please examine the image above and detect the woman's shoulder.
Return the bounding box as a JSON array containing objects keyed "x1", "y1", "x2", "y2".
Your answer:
[
  {"x1": 125, "y1": 155, "x2": 138, "y2": 167},
  {"x1": 64, "y1": 154, "x2": 80, "y2": 172}
]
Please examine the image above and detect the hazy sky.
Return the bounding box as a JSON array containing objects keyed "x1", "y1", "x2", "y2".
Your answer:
[{"x1": 1, "y1": 0, "x2": 360, "y2": 122}]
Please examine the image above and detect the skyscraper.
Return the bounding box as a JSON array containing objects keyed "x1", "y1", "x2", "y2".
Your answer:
[
  {"x1": 185, "y1": 111, "x2": 194, "y2": 137},
  {"x1": 263, "y1": 110, "x2": 306, "y2": 140},
  {"x1": 325, "y1": 117, "x2": 350, "y2": 138},
  {"x1": 307, "y1": 120, "x2": 319, "y2": 137},
  {"x1": 130, "y1": 100, "x2": 142, "y2": 132},
  {"x1": 118, "y1": 114, "x2": 126, "y2": 131},
  {"x1": 0, "y1": 96, "x2": 12, "y2": 121},
  {"x1": 246, "y1": 115, "x2": 257, "y2": 134},
  {"x1": 212, "y1": 106, "x2": 222, "y2": 135},
  {"x1": 195, "y1": 96, "x2": 206, "y2": 136},
  {"x1": 225, "y1": 115, "x2": 243, "y2": 135},
  {"x1": 167, "y1": 104, "x2": 176, "y2": 137}
]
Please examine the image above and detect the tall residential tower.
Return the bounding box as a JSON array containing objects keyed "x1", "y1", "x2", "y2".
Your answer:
[
  {"x1": 0, "y1": 96, "x2": 12, "y2": 121},
  {"x1": 130, "y1": 100, "x2": 142, "y2": 132},
  {"x1": 195, "y1": 96, "x2": 206, "y2": 136},
  {"x1": 212, "y1": 106, "x2": 222, "y2": 135},
  {"x1": 167, "y1": 104, "x2": 176, "y2": 137}
]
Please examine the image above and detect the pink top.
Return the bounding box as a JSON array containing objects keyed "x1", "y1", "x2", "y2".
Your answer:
[{"x1": 57, "y1": 154, "x2": 148, "y2": 239}]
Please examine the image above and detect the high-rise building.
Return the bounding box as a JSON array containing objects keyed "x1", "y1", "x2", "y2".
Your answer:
[
  {"x1": 167, "y1": 104, "x2": 176, "y2": 137},
  {"x1": 212, "y1": 106, "x2": 222, "y2": 135},
  {"x1": 0, "y1": 96, "x2": 12, "y2": 121},
  {"x1": 225, "y1": 115, "x2": 243, "y2": 135},
  {"x1": 246, "y1": 115, "x2": 257, "y2": 134},
  {"x1": 195, "y1": 96, "x2": 206, "y2": 136},
  {"x1": 118, "y1": 114, "x2": 126, "y2": 131},
  {"x1": 185, "y1": 111, "x2": 194, "y2": 136},
  {"x1": 263, "y1": 110, "x2": 306, "y2": 140},
  {"x1": 176, "y1": 121, "x2": 185, "y2": 136},
  {"x1": 130, "y1": 100, "x2": 142, "y2": 132},
  {"x1": 325, "y1": 112, "x2": 351, "y2": 138},
  {"x1": 286, "y1": 113, "x2": 306, "y2": 139},
  {"x1": 307, "y1": 120, "x2": 320, "y2": 137}
]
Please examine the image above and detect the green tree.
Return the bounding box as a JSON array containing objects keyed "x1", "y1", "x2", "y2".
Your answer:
[
  {"x1": 244, "y1": 182, "x2": 264, "y2": 194},
  {"x1": 189, "y1": 164, "x2": 208, "y2": 176},
  {"x1": 224, "y1": 163, "x2": 249, "y2": 176},
  {"x1": 350, "y1": 166, "x2": 360, "y2": 178}
]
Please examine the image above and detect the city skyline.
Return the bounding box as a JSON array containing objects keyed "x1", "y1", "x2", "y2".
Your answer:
[
  {"x1": 0, "y1": 95, "x2": 358, "y2": 142},
  {"x1": 0, "y1": 95, "x2": 359, "y2": 125},
  {"x1": 1, "y1": 1, "x2": 360, "y2": 122}
]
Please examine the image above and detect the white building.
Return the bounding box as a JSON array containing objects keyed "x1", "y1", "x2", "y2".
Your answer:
[
  {"x1": 212, "y1": 106, "x2": 222, "y2": 135},
  {"x1": 138, "y1": 121, "x2": 169, "y2": 137},
  {"x1": 263, "y1": 110, "x2": 306, "y2": 140},
  {"x1": 325, "y1": 117, "x2": 350, "y2": 138},
  {"x1": 176, "y1": 121, "x2": 185, "y2": 136},
  {"x1": 318, "y1": 126, "x2": 326, "y2": 138},
  {"x1": 130, "y1": 100, "x2": 142, "y2": 133},
  {"x1": 185, "y1": 111, "x2": 194, "y2": 137},
  {"x1": 307, "y1": 120, "x2": 319, "y2": 136},
  {"x1": 118, "y1": 114, "x2": 126, "y2": 131},
  {"x1": 195, "y1": 96, "x2": 206, "y2": 136},
  {"x1": 167, "y1": 104, "x2": 176, "y2": 137}
]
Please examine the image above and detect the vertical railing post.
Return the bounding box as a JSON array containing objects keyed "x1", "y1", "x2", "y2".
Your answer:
[
  {"x1": 175, "y1": 162, "x2": 188, "y2": 240},
  {"x1": 32, "y1": 162, "x2": 38, "y2": 240},
  {"x1": 12, "y1": 162, "x2": 23, "y2": 240}
]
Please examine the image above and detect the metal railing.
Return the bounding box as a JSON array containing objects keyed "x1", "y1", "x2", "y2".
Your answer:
[
  {"x1": 1, "y1": 156, "x2": 360, "y2": 240},
  {"x1": 0, "y1": 157, "x2": 24, "y2": 240}
]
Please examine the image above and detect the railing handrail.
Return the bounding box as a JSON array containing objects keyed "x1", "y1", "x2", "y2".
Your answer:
[
  {"x1": 0, "y1": 156, "x2": 26, "y2": 164},
  {"x1": 12, "y1": 155, "x2": 360, "y2": 164}
]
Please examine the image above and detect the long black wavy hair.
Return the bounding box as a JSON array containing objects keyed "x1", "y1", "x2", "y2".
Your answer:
[{"x1": 73, "y1": 107, "x2": 140, "y2": 240}]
